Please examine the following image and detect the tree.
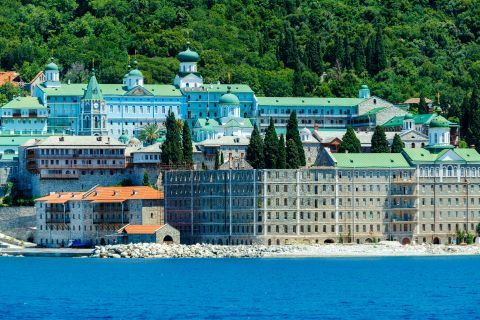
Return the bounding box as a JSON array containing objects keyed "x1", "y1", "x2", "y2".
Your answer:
[
  {"x1": 286, "y1": 139, "x2": 300, "y2": 169},
  {"x1": 220, "y1": 152, "x2": 224, "y2": 164},
  {"x1": 353, "y1": 37, "x2": 366, "y2": 74},
  {"x1": 292, "y1": 61, "x2": 305, "y2": 96},
  {"x1": 365, "y1": 33, "x2": 375, "y2": 75},
  {"x1": 278, "y1": 23, "x2": 298, "y2": 68},
  {"x1": 391, "y1": 134, "x2": 405, "y2": 153},
  {"x1": 476, "y1": 223, "x2": 480, "y2": 236},
  {"x1": 263, "y1": 118, "x2": 279, "y2": 169},
  {"x1": 214, "y1": 150, "x2": 220, "y2": 169},
  {"x1": 305, "y1": 37, "x2": 324, "y2": 74},
  {"x1": 339, "y1": 127, "x2": 361, "y2": 153},
  {"x1": 142, "y1": 171, "x2": 150, "y2": 186},
  {"x1": 161, "y1": 111, "x2": 183, "y2": 166},
  {"x1": 466, "y1": 89, "x2": 480, "y2": 151},
  {"x1": 277, "y1": 134, "x2": 286, "y2": 169},
  {"x1": 418, "y1": 92, "x2": 429, "y2": 114},
  {"x1": 374, "y1": 28, "x2": 387, "y2": 73},
  {"x1": 286, "y1": 111, "x2": 306, "y2": 166},
  {"x1": 246, "y1": 124, "x2": 265, "y2": 169},
  {"x1": 182, "y1": 120, "x2": 193, "y2": 167},
  {"x1": 139, "y1": 123, "x2": 160, "y2": 145},
  {"x1": 371, "y1": 126, "x2": 390, "y2": 153}
]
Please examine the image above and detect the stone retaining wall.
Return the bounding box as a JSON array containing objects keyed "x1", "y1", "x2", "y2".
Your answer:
[{"x1": 0, "y1": 206, "x2": 35, "y2": 241}]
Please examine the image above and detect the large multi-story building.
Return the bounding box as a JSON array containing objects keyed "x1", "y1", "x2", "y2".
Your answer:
[
  {"x1": 35, "y1": 185, "x2": 167, "y2": 247},
  {"x1": 164, "y1": 120, "x2": 480, "y2": 245}
]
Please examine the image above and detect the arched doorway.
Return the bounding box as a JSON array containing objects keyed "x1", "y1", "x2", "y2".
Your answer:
[
  {"x1": 218, "y1": 239, "x2": 223, "y2": 245},
  {"x1": 324, "y1": 239, "x2": 335, "y2": 244},
  {"x1": 163, "y1": 235, "x2": 173, "y2": 244},
  {"x1": 402, "y1": 237, "x2": 411, "y2": 245},
  {"x1": 364, "y1": 238, "x2": 373, "y2": 243},
  {"x1": 100, "y1": 238, "x2": 106, "y2": 245},
  {"x1": 268, "y1": 239, "x2": 272, "y2": 246},
  {"x1": 433, "y1": 237, "x2": 441, "y2": 245}
]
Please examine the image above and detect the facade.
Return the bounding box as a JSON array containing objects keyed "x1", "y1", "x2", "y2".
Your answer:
[
  {"x1": 18, "y1": 136, "x2": 135, "y2": 196},
  {"x1": 165, "y1": 124, "x2": 480, "y2": 245},
  {"x1": 35, "y1": 186, "x2": 165, "y2": 247},
  {"x1": 117, "y1": 224, "x2": 180, "y2": 244},
  {"x1": 0, "y1": 97, "x2": 48, "y2": 134}
]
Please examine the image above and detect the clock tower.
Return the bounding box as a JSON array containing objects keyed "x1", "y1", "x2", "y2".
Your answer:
[{"x1": 80, "y1": 69, "x2": 108, "y2": 136}]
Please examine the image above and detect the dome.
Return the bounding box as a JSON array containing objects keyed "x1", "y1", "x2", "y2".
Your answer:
[
  {"x1": 404, "y1": 113, "x2": 414, "y2": 120},
  {"x1": 177, "y1": 42, "x2": 200, "y2": 63},
  {"x1": 429, "y1": 116, "x2": 450, "y2": 128},
  {"x1": 118, "y1": 135, "x2": 129, "y2": 144},
  {"x1": 128, "y1": 137, "x2": 141, "y2": 145},
  {"x1": 46, "y1": 58, "x2": 59, "y2": 71},
  {"x1": 361, "y1": 84, "x2": 369, "y2": 89},
  {"x1": 128, "y1": 69, "x2": 143, "y2": 77},
  {"x1": 219, "y1": 86, "x2": 239, "y2": 105}
]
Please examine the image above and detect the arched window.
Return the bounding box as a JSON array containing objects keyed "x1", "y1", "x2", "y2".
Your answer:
[
  {"x1": 447, "y1": 166, "x2": 453, "y2": 177},
  {"x1": 411, "y1": 142, "x2": 415, "y2": 148}
]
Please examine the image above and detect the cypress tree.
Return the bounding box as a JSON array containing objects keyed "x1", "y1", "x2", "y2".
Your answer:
[
  {"x1": 466, "y1": 88, "x2": 480, "y2": 151},
  {"x1": 371, "y1": 126, "x2": 390, "y2": 153},
  {"x1": 286, "y1": 139, "x2": 300, "y2": 169},
  {"x1": 286, "y1": 111, "x2": 306, "y2": 166},
  {"x1": 418, "y1": 92, "x2": 429, "y2": 114},
  {"x1": 143, "y1": 171, "x2": 150, "y2": 186},
  {"x1": 182, "y1": 120, "x2": 193, "y2": 167},
  {"x1": 353, "y1": 37, "x2": 366, "y2": 74},
  {"x1": 161, "y1": 111, "x2": 183, "y2": 166},
  {"x1": 343, "y1": 36, "x2": 352, "y2": 70},
  {"x1": 214, "y1": 150, "x2": 220, "y2": 169},
  {"x1": 263, "y1": 118, "x2": 279, "y2": 169},
  {"x1": 365, "y1": 33, "x2": 375, "y2": 75},
  {"x1": 333, "y1": 34, "x2": 345, "y2": 70},
  {"x1": 374, "y1": 28, "x2": 387, "y2": 73},
  {"x1": 278, "y1": 23, "x2": 298, "y2": 68},
  {"x1": 292, "y1": 61, "x2": 306, "y2": 96},
  {"x1": 220, "y1": 152, "x2": 224, "y2": 164},
  {"x1": 246, "y1": 124, "x2": 265, "y2": 169},
  {"x1": 305, "y1": 37, "x2": 324, "y2": 74},
  {"x1": 339, "y1": 127, "x2": 362, "y2": 153},
  {"x1": 277, "y1": 134, "x2": 287, "y2": 169},
  {"x1": 391, "y1": 134, "x2": 405, "y2": 153}
]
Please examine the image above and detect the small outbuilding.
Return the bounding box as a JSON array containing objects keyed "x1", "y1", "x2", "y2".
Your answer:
[{"x1": 117, "y1": 224, "x2": 180, "y2": 244}]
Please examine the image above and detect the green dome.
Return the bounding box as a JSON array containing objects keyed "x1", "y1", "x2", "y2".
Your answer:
[
  {"x1": 128, "y1": 69, "x2": 143, "y2": 77},
  {"x1": 361, "y1": 84, "x2": 369, "y2": 89},
  {"x1": 46, "y1": 58, "x2": 59, "y2": 71},
  {"x1": 177, "y1": 42, "x2": 199, "y2": 63},
  {"x1": 404, "y1": 113, "x2": 414, "y2": 120},
  {"x1": 118, "y1": 135, "x2": 129, "y2": 144},
  {"x1": 429, "y1": 116, "x2": 450, "y2": 128},
  {"x1": 219, "y1": 86, "x2": 239, "y2": 105}
]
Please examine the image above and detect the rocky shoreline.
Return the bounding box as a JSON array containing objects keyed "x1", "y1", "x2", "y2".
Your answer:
[{"x1": 91, "y1": 241, "x2": 480, "y2": 259}]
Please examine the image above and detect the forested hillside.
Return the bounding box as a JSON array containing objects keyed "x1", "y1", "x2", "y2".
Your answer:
[{"x1": 1, "y1": 1, "x2": 480, "y2": 114}]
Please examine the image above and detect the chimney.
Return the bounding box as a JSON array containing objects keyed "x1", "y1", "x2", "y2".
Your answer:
[
  {"x1": 470, "y1": 144, "x2": 475, "y2": 149},
  {"x1": 314, "y1": 123, "x2": 318, "y2": 132}
]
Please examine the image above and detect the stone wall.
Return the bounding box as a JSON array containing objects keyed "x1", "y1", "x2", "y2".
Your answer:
[{"x1": 0, "y1": 206, "x2": 35, "y2": 241}]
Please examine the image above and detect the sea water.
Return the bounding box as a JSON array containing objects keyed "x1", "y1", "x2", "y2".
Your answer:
[{"x1": 0, "y1": 256, "x2": 479, "y2": 319}]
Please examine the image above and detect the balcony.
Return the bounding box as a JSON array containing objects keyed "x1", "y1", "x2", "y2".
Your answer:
[
  {"x1": 391, "y1": 215, "x2": 416, "y2": 222},
  {"x1": 391, "y1": 178, "x2": 416, "y2": 184},
  {"x1": 38, "y1": 163, "x2": 125, "y2": 170},
  {"x1": 93, "y1": 216, "x2": 129, "y2": 224},
  {"x1": 390, "y1": 190, "x2": 416, "y2": 196},
  {"x1": 46, "y1": 217, "x2": 71, "y2": 224},
  {"x1": 390, "y1": 203, "x2": 417, "y2": 210}
]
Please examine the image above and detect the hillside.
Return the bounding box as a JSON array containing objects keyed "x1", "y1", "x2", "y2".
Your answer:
[{"x1": 0, "y1": 1, "x2": 479, "y2": 112}]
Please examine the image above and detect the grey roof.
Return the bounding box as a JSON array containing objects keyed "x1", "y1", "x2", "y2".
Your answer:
[
  {"x1": 31, "y1": 136, "x2": 124, "y2": 148},
  {"x1": 198, "y1": 136, "x2": 250, "y2": 147}
]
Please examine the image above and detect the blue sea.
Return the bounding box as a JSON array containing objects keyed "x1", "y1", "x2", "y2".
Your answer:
[{"x1": 0, "y1": 256, "x2": 479, "y2": 319}]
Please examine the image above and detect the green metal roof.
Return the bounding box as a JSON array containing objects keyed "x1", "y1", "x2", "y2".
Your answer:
[
  {"x1": 429, "y1": 115, "x2": 450, "y2": 128},
  {"x1": 177, "y1": 42, "x2": 200, "y2": 63},
  {"x1": 83, "y1": 74, "x2": 103, "y2": 100},
  {"x1": 219, "y1": 87, "x2": 240, "y2": 105},
  {"x1": 331, "y1": 153, "x2": 411, "y2": 168},
  {"x1": 128, "y1": 69, "x2": 143, "y2": 77},
  {"x1": 355, "y1": 107, "x2": 386, "y2": 119},
  {"x1": 195, "y1": 118, "x2": 219, "y2": 129},
  {"x1": 1, "y1": 97, "x2": 47, "y2": 109},
  {"x1": 221, "y1": 118, "x2": 253, "y2": 129},
  {"x1": 45, "y1": 58, "x2": 59, "y2": 71},
  {"x1": 382, "y1": 113, "x2": 436, "y2": 128},
  {"x1": 0, "y1": 135, "x2": 47, "y2": 147},
  {"x1": 38, "y1": 83, "x2": 182, "y2": 97},
  {"x1": 257, "y1": 97, "x2": 365, "y2": 107},
  {"x1": 402, "y1": 147, "x2": 480, "y2": 164}
]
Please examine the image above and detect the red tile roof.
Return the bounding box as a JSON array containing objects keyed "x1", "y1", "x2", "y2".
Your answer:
[
  {"x1": 122, "y1": 225, "x2": 164, "y2": 234},
  {"x1": 0, "y1": 71, "x2": 20, "y2": 86}
]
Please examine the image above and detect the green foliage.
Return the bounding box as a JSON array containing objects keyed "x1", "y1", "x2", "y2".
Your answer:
[
  {"x1": 138, "y1": 122, "x2": 160, "y2": 145},
  {"x1": 418, "y1": 92, "x2": 429, "y2": 114},
  {"x1": 263, "y1": 118, "x2": 279, "y2": 169},
  {"x1": 142, "y1": 171, "x2": 150, "y2": 186},
  {"x1": 2, "y1": 179, "x2": 33, "y2": 206},
  {"x1": 118, "y1": 178, "x2": 133, "y2": 186},
  {"x1": 458, "y1": 140, "x2": 468, "y2": 148},
  {"x1": 371, "y1": 126, "x2": 389, "y2": 153},
  {"x1": 0, "y1": 0, "x2": 480, "y2": 114},
  {"x1": 277, "y1": 134, "x2": 286, "y2": 169},
  {"x1": 476, "y1": 223, "x2": 480, "y2": 236},
  {"x1": 391, "y1": 133, "x2": 405, "y2": 153},
  {"x1": 182, "y1": 120, "x2": 193, "y2": 167},
  {"x1": 466, "y1": 231, "x2": 474, "y2": 245},
  {"x1": 286, "y1": 139, "x2": 300, "y2": 169},
  {"x1": 465, "y1": 89, "x2": 480, "y2": 151},
  {"x1": 286, "y1": 111, "x2": 305, "y2": 166},
  {"x1": 339, "y1": 127, "x2": 361, "y2": 153},
  {"x1": 161, "y1": 111, "x2": 183, "y2": 166},
  {"x1": 220, "y1": 152, "x2": 224, "y2": 164},
  {"x1": 246, "y1": 124, "x2": 264, "y2": 169},
  {"x1": 0, "y1": 83, "x2": 22, "y2": 105},
  {"x1": 214, "y1": 150, "x2": 220, "y2": 170}
]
